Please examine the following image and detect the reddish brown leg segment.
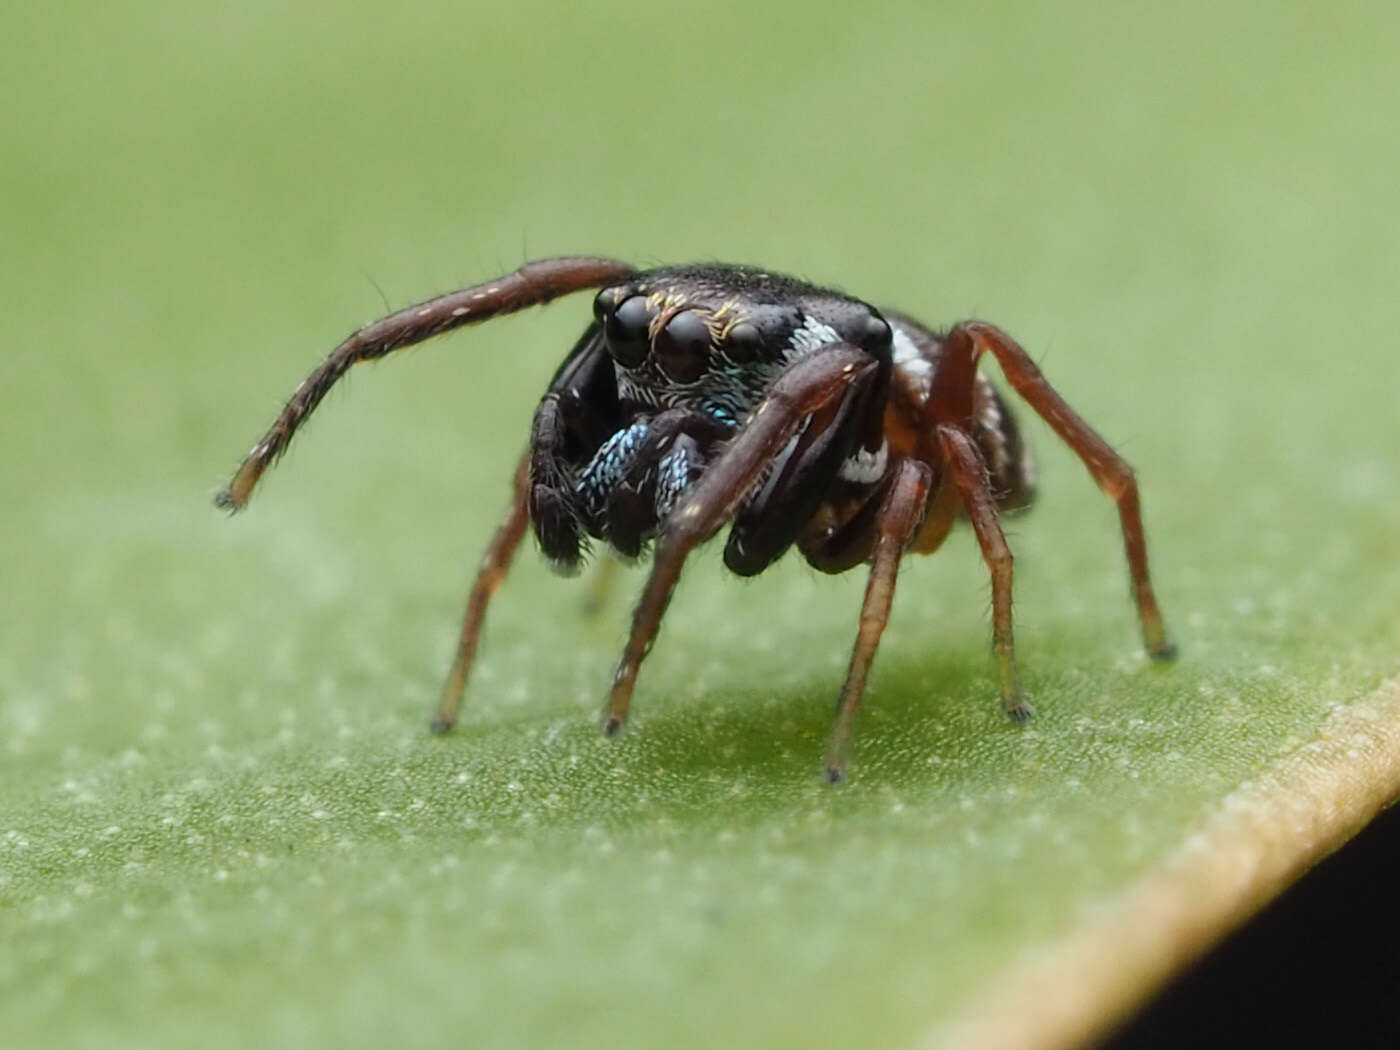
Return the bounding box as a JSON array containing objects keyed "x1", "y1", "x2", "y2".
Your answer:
[
  {"x1": 216, "y1": 256, "x2": 634, "y2": 512},
  {"x1": 959, "y1": 322, "x2": 1175, "y2": 660},
  {"x1": 824, "y1": 459, "x2": 932, "y2": 784},
  {"x1": 431, "y1": 450, "x2": 532, "y2": 734},
  {"x1": 604, "y1": 347, "x2": 878, "y2": 734},
  {"x1": 937, "y1": 423, "x2": 1032, "y2": 722}
]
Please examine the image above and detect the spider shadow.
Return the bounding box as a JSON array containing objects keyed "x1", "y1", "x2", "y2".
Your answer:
[{"x1": 532, "y1": 644, "x2": 1016, "y2": 797}]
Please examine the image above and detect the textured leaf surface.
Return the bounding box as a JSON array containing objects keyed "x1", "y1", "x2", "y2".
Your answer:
[{"x1": 2, "y1": 3, "x2": 1398, "y2": 1048}]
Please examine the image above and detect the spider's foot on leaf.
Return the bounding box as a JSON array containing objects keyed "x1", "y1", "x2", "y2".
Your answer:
[
  {"x1": 1004, "y1": 697, "x2": 1035, "y2": 723},
  {"x1": 429, "y1": 715, "x2": 456, "y2": 735},
  {"x1": 601, "y1": 713, "x2": 625, "y2": 737},
  {"x1": 1148, "y1": 638, "x2": 1179, "y2": 663}
]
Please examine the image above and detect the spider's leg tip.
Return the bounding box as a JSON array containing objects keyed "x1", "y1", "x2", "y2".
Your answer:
[
  {"x1": 601, "y1": 714, "x2": 625, "y2": 738},
  {"x1": 212, "y1": 487, "x2": 242, "y2": 513},
  {"x1": 1004, "y1": 698, "x2": 1035, "y2": 723},
  {"x1": 822, "y1": 761, "x2": 847, "y2": 786},
  {"x1": 1149, "y1": 639, "x2": 1179, "y2": 663},
  {"x1": 429, "y1": 715, "x2": 456, "y2": 735}
]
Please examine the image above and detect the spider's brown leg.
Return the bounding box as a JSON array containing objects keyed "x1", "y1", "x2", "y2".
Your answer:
[
  {"x1": 603, "y1": 347, "x2": 878, "y2": 734},
  {"x1": 957, "y1": 321, "x2": 1175, "y2": 660},
  {"x1": 216, "y1": 256, "x2": 635, "y2": 512},
  {"x1": 937, "y1": 423, "x2": 1032, "y2": 722},
  {"x1": 431, "y1": 449, "x2": 532, "y2": 734},
  {"x1": 824, "y1": 458, "x2": 932, "y2": 784}
]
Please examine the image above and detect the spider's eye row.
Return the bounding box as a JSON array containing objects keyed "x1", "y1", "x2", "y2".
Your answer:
[
  {"x1": 861, "y1": 314, "x2": 893, "y2": 352},
  {"x1": 653, "y1": 310, "x2": 711, "y2": 383},
  {"x1": 603, "y1": 295, "x2": 652, "y2": 368},
  {"x1": 724, "y1": 322, "x2": 763, "y2": 363}
]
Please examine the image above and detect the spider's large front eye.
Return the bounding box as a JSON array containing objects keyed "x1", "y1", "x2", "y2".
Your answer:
[
  {"x1": 604, "y1": 296, "x2": 652, "y2": 368},
  {"x1": 653, "y1": 311, "x2": 711, "y2": 383}
]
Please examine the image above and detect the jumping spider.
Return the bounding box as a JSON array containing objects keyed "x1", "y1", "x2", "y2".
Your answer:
[{"x1": 217, "y1": 256, "x2": 1175, "y2": 782}]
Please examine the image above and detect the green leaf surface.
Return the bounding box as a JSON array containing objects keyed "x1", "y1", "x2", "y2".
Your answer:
[{"x1": 2, "y1": 2, "x2": 1398, "y2": 1048}]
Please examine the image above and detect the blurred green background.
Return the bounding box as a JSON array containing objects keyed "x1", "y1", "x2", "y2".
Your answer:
[{"x1": 2, "y1": 2, "x2": 1398, "y2": 1048}]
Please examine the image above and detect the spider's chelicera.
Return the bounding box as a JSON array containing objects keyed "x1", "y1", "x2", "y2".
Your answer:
[{"x1": 217, "y1": 256, "x2": 1175, "y2": 782}]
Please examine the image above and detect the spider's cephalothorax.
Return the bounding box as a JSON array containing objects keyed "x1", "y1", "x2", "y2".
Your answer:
[
  {"x1": 218, "y1": 256, "x2": 1175, "y2": 782},
  {"x1": 532, "y1": 265, "x2": 899, "y2": 575}
]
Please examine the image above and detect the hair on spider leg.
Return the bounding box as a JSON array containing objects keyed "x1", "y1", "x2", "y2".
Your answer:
[
  {"x1": 217, "y1": 256, "x2": 1175, "y2": 782},
  {"x1": 359, "y1": 268, "x2": 393, "y2": 315}
]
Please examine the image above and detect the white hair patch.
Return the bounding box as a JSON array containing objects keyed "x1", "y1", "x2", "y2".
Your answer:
[
  {"x1": 838, "y1": 440, "x2": 888, "y2": 484},
  {"x1": 891, "y1": 324, "x2": 933, "y2": 394},
  {"x1": 787, "y1": 315, "x2": 842, "y2": 356}
]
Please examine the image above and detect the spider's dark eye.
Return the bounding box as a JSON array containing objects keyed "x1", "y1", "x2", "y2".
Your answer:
[
  {"x1": 604, "y1": 296, "x2": 652, "y2": 368},
  {"x1": 724, "y1": 322, "x2": 763, "y2": 363},
  {"x1": 861, "y1": 314, "x2": 892, "y2": 352},
  {"x1": 592, "y1": 289, "x2": 617, "y2": 323},
  {"x1": 653, "y1": 311, "x2": 711, "y2": 383}
]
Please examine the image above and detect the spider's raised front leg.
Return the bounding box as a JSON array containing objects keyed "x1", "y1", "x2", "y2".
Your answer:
[
  {"x1": 216, "y1": 256, "x2": 634, "y2": 511},
  {"x1": 603, "y1": 347, "x2": 880, "y2": 735},
  {"x1": 955, "y1": 322, "x2": 1175, "y2": 660},
  {"x1": 824, "y1": 458, "x2": 932, "y2": 783}
]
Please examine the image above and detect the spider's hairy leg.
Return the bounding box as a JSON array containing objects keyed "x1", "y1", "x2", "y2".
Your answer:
[
  {"x1": 824, "y1": 458, "x2": 932, "y2": 784},
  {"x1": 602, "y1": 347, "x2": 879, "y2": 736},
  {"x1": 215, "y1": 256, "x2": 634, "y2": 512},
  {"x1": 956, "y1": 321, "x2": 1176, "y2": 661},
  {"x1": 432, "y1": 450, "x2": 532, "y2": 735},
  {"x1": 938, "y1": 423, "x2": 1031, "y2": 722}
]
